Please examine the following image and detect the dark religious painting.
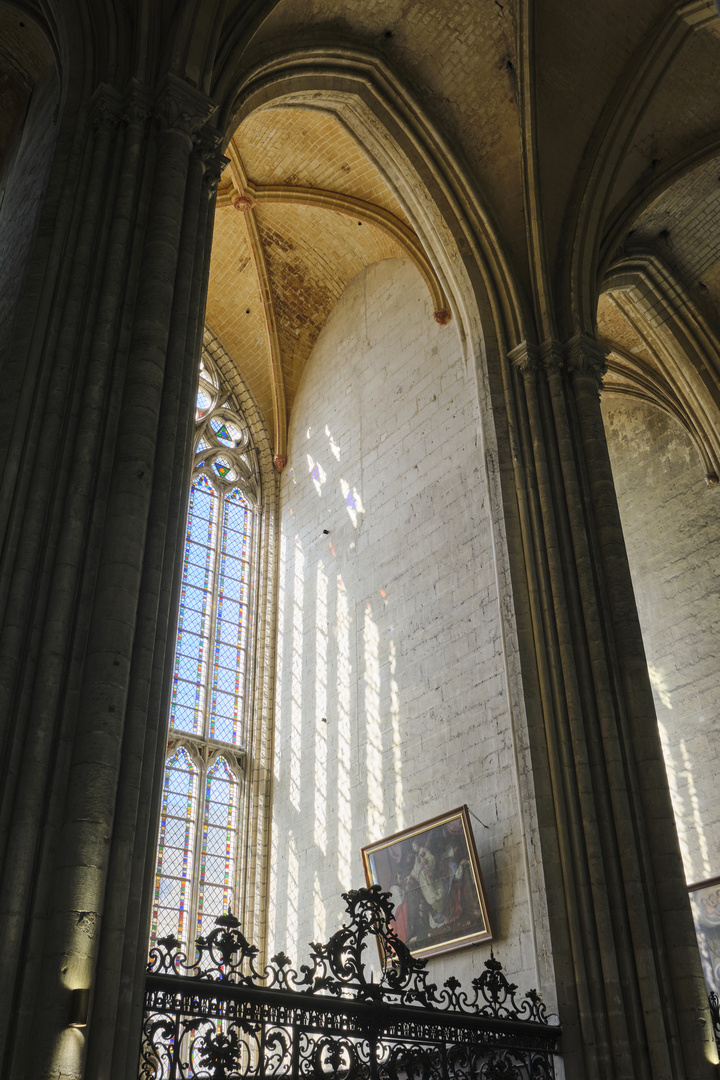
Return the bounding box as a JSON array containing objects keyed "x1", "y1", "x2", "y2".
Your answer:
[
  {"x1": 361, "y1": 805, "x2": 493, "y2": 960},
  {"x1": 688, "y1": 877, "x2": 720, "y2": 1001}
]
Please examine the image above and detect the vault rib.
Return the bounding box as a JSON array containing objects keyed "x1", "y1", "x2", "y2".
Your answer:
[
  {"x1": 217, "y1": 181, "x2": 451, "y2": 323},
  {"x1": 226, "y1": 140, "x2": 288, "y2": 471}
]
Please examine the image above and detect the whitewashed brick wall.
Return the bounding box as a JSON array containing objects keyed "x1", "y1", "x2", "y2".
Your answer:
[
  {"x1": 269, "y1": 258, "x2": 538, "y2": 992},
  {"x1": 603, "y1": 396, "x2": 720, "y2": 886}
]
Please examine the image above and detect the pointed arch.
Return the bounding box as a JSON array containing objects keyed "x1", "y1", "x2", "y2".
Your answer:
[{"x1": 602, "y1": 251, "x2": 720, "y2": 485}]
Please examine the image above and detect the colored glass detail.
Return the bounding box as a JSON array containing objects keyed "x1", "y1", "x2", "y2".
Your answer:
[
  {"x1": 151, "y1": 352, "x2": 259, "y2": 957},
  {"x1": 209, "y1": 489, "x2": 252, "y2": 746},
  {"x1": 170, "y1": 474, "x2": 217, "y2": 736},
  {"x1": 151, "y1": 747, "x2": 199, "y2": 948},
  {"x1": 196, "y1": 756, "x2": 238, "y2": 938}
]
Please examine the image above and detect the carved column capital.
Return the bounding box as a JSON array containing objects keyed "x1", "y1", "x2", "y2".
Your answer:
[
  {"x1": 508, "y1": 341, "x2": 542, "y2": 380},
  {"x1": 565, "y1": 333, "x2": 608, "y2": 392},
  {"x1": 194, "y1": 126, "x2": 228, "y2": 191},
  {"x1": 88, "y1": 84, "x2": 123, "y2": 132},
  {"x1": 153, "y1": 73, "x2": 216, "y2": 145},
  {"x1": 122, "y1": 80, "x2": 152, "y2": 128},
  {"x1": 539, "y1": 339, "x2": 564, "y2": 375}
]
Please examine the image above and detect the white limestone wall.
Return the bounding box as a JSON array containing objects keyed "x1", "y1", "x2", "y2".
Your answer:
[
  {"x1": 603, "y1": 397, "x2": 720, "y2": 886},
  {"x1": 269, "y1": 258, "x2": 537, "y2": 991}
]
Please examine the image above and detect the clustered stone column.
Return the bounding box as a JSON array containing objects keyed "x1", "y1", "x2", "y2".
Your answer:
[
  {"x1": 0, "y1": 74, "x2": 226, "y2": 1080},
  {"x1": 505, "y1": 333, "x2": 715, "y2": 1077}
]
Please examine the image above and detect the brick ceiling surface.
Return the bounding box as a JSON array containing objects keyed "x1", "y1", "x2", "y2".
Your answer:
[
  {"x1": 205, "y1": 1, "x2": 720, "y2": 464},
  {"x1": 206, "y1": 106, "x2": 424, "y2": 452}
]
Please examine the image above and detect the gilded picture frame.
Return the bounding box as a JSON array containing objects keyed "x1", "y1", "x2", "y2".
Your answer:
[
  {"x1": 688, "y1": 874, "x2": 720, "y2": 1001},
  {"x1": 361, "y1": 805, "x2": 493, "y2": 960}
]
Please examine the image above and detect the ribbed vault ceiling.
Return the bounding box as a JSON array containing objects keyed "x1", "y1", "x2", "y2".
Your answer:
[{"x1": 206, "y1": 106, "x2": 448, "y2": 466}]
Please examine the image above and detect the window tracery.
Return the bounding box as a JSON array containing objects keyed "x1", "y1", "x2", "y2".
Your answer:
[{"x1": 151, "y1": 355, "x2": 260, "y2": 950}]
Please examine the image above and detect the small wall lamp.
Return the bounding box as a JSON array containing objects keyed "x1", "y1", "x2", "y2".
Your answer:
[{"x1": 69, "y1": 988, "x2": 90, "y2": 1028}]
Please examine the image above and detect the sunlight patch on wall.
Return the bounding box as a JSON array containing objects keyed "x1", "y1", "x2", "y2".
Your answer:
[
  {"x1": 315, "y1": 559, "x2": 328, "y2": 854},
  {"x1": 308, "y1": 454, "x2": 326, "y2": 496},
  {"x1": 287, "y1": 835, "x2": 299, "y2": 956},
  {"x1": 340, "y1": 477, "x2": 364, "y2": 527},
  {"x1": 268, "y1": 819, "x2": 278, "y2": 937},
  {"x1": 389, "y1": 637, "x2": 404, "y2": 829},
  {"x1": 313, "y1": 871, "x2": 326, "y2": 942},
  {"x1": 364, "y1": 603, "x2": 384, "y2": 839},
  {"x1": 326, "y1": 424, "x2": 341, "y2": 460},
  {"x1": 274, "y1": 529, "x2": 287, "y2": 784},
  {"x1": 336, "y1": 575, "x2": 352, "y2": 889},
  {"x1": 291, "y1": 537, "x2": 304, "y2": 812},
  {"x1": 679, "y1": 737, "x2": 712, "y2": 881},
  {"x1": 657, "y1": 717, "x2": 691, "y2": 876},
  {"x1": 650, "y1": 663, "x2": 709, "y2": 879},
  {"x1": 648, "y1": 663, "x2": 673, "y2": 710}
]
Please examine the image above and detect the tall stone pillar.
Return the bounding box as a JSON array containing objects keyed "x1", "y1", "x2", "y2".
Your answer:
[
  {"x1": 0, "y1": 73, "x2": 225, "y2": 1080},
  {"x1": 506, "y1": 334, "x2": 716, "y2": 1077}
]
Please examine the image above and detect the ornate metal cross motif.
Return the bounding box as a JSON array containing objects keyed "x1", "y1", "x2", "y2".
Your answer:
[{"x1": 140, "y1": 885, "x2": 560, "y2": 1078}]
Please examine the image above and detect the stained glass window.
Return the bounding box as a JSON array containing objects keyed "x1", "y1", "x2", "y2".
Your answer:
[
  {"x1": 150, "y1": 354, "x2": 260, "y2": 952},
  {"x1": 151, "y1": 747, "x2": 198, "y2": 945},
  {"x1": 197, "y1": 756, "x2": 239, "y2": 938}
]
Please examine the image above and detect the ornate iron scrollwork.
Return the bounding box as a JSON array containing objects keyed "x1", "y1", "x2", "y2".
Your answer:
[{"x1": 141, "y1": 885, "x2": 560, "y2": 1078}]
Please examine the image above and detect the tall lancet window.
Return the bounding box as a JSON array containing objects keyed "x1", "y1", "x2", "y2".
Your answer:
[{"x1": 151, "y1": 354, "x2": 260, "y2": 950}]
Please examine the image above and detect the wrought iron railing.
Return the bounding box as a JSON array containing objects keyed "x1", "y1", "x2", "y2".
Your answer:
[
  {"x1": 140, "y1": 885, "x2": 561, "y2": 1078},
  {"x1": 709, "y1": 991, "x2": 720, "y2": 1051}
]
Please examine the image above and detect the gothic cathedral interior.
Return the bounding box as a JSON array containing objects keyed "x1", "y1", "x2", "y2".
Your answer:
[{"x1": 1, "y1": 1, "x2": 720, "y2": 1077}]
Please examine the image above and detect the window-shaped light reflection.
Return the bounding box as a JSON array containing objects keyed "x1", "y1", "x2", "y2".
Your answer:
[
  {"x1": 274, "y1": 528, "x2": 287, "y2": 784},
  {"x1": 196, "y1": 756, "x2": 239, "y2": 938},
  {"x1": 679, "y1": 737, "x2": 711, "y2": 880},
  {"x1": 287, "y1": 835, "x2": 299, "y2": 956},
  {"x1": 308, "y1": 454, "x2": 326, "y2": 496},
  {"x1": 313, "y1": 871, "x2": 326, "y2": 943},
  {"x1": 325, "y1": 425, "x2": 341, "y2": 461},
  {"x1": 364, "y1": 604, "x2": 384, "y2": 837},
  {"x1": 152, "y1": 747, "x2": 199, "y2": 948},
  {"x1": 171, "y1": 476, "x2": 217, "y2": 736},
  {"x1": 340, "y1": 478, "x2": 365, "y2": 528},
  {"x1": 315, "y1": 560, "x2": 328, "y2": 853},
  {"x1": 389, "y1": 637, "x2": 404, "y2": 829},
  {"x1": 291, "y1": 538, "x2": 304, "y2": 812},
  {"x1": 336, "y1": 576, "x2": 352, "y2": 888},
  {"x1": 657, "y1": 717, "x2": 690, "y2": 875}
]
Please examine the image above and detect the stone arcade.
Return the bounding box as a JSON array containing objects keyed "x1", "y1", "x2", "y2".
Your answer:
[{"x1": 1, "y1": 1, "x2": 720, "y2": 1077}]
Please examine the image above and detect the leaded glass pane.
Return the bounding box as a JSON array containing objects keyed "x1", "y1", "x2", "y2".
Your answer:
[
  {"x1": 151, "y1": 747, "x2": 199, "y2": 948},
  {"x1": 151, "y1": 352, "x2": 259, "y2": 957},
  {"x1": 170, "y1": 474, "x2": 217, "y2": 736},
  {"x1": 209, "y1": 488, "x2": 252, "y2": 746},
  {"x1": 196, "y1": 757, "x2": 238, "y2": 938}
]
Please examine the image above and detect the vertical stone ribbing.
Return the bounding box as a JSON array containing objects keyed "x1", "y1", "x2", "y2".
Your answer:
[
  {"x1": 86, "y1": 138, "x2": 225, "y2": 1080},
  {"x1": 509, "y1": 345, "x2": 612, "y2": 1078},
  {"x1": 567, "y1": 335, "x2": 716, "y2": 1074},
  {"x1": 0, "y1": 71, "x2": 222, "y2": 1080},
  {"x1": 0, "y1": 92, "x2": 131, "y2": 1070},
  {"x1": 506, "y1": 334, "x2": 716, "y2": 1078}
]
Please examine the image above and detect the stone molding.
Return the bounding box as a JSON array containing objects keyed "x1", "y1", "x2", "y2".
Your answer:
[
  {"x1": 194, "y1": 125, "x2": 228, "y2": 190},
  {"x1": 565, "y1": 333, "x2": 609, "y2": 390},
  {"x1": 509, "y1": 336, "x2": 607, "y2": 390},
  {"x1": 153, "y1": 71, "x2": 216, "y2": 142},
  {"x1": 88, "y1": 84, "x2": 123, "y2": 131}
]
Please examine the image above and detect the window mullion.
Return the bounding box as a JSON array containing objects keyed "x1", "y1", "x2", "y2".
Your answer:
[
  {"x1": 189, "y1": 484, "x2": 223, "y2": 949},
  {"x1": 188, "y1": 745, "x2": 209, "y2": 955},
  {"x1": 203, "y1": 484, "x2": 223, "y2": 744}
]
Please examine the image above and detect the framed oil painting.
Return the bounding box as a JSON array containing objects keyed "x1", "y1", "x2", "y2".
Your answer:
[
  {"x1": 361, "y1": 805, "x2": 493, "y2": 960},
  {"x1": 688, "y1": 875, "x2": 720, "y2": 1001}
]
